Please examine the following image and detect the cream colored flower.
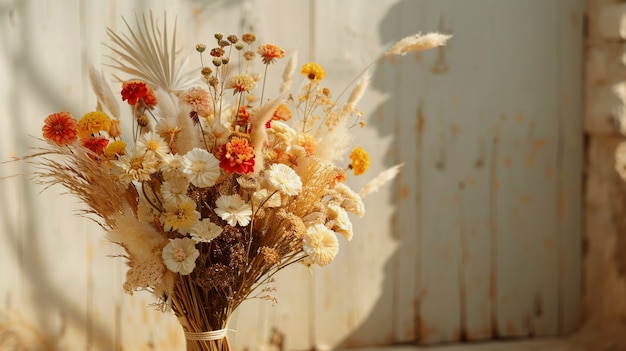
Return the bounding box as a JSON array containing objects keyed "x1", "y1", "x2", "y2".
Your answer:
[
  {"x1": 162, "y1": 237, "x2": 199, "y2": 275},
  {"x1": 201, "y1": 119, "x2": 230, "y2": 148},
  {"x1": 136, "y1": 131, "x2": 170, "y2": 157},
  {"x1": 327, "y1": 203, "x2": 353, "y2": 241},
  {"x1": 252, "y1": 189, "x2": 281, "y2": 209},
  {"x1": 226, "y1": 74, "x2": 256, "y2": 93},
  {"x1": 160, "y1": 197, "x2": 201, "y2": 234},
  {"x1": 302, "y1": 224, "x2": 339, "y2": 266},
  {"x1": 113, "y1": 148, "x2": 159, "y2": 184},
  {"x1": 179, "y1": 86, "x2": 213, "y2": 117},
  {"x1": 183, "y1": 147, "x2": 221, "y2": 187},
  {"x1": 160, "y1": 153, "x2": 188, "y2": 181},
  {"x1": 214, "y1": 194, "x2": 252, "y2": 227},
  {"x1": 265, "y1": 163, "x2": 302, "y2": 196},
  {"x1": 332, "y1": 183, "x2": 365, "y2": 217},
  {"x1": 161, "y1": 177, "x2": 190, "y2": 203},
  {"x1": 155, "y1": 117, "x2": 182, "y2": 143},
  {"x1": 189, "y1": 219, "x2": 223, "y2": 243}
]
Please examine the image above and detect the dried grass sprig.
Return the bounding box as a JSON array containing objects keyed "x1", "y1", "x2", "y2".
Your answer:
[
  {"x1": 359, "y1": 163, "x2": 404, "y2": 198},
  {"x1": 384, "y1": 32, "x2": 452, "y2": 57},
  {"x1": 21, "y1": 144, "x2": 126, "y2": 228}
]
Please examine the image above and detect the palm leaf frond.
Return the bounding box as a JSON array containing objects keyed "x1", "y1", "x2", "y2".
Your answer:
[{"x1": 105, "y1": 11, "x2": 198, "y2": 93}]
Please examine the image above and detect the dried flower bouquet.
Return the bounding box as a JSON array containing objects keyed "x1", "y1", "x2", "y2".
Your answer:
[{"x1": 24, "y1": 13, "x2": 449, "y2": 351}]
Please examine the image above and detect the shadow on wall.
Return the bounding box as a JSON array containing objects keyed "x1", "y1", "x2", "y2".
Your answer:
[{"x1": 337, "y1": 0, "x2": 431, "y2": 347}]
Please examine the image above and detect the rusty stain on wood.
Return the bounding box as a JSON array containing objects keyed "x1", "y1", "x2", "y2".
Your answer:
[
  {"x1": 475, "y1": 137, "x2": 486, "y2": 168},
  {"x1": 416, "y1": 316, "x2": 436, "y2": 343},
  {"x1": 489, "y1": 132, "x2": 500, "y2": 338},
  {"x1": 436, "y1": 110, "x2": 447, "y2": 171},
  {"x1": 450, "y1": 123, "x2": 460, "y2": 138},
  {"x1": 396, "y1": 184, "x2": 410, "y2": 201},
  {"x1": 525, "y1": 139, "x2": 547, "y2": 168},
  {"x1": 505, "y1": 321, "x2": 517, "y2": 335},
  {"x1": 458, "y1": 190, "x2": 468, "y2": 342}
]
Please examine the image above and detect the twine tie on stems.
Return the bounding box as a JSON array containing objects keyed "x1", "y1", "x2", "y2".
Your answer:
[{"x1": 184, "y1": 327, "x2": 232, "y2": 341}]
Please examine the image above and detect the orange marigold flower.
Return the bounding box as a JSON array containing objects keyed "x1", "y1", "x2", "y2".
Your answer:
[
  {"x1": 301, "y1": 62, "x2": 325, "y2": 81},
  {"x1": 266, "y1": 104, "x2": 292, "y2": 128},
  {"x1": 219, "y1": 136, "x2": 255, "y2": 175},
  {"x1": 257, "y1": 43, "x2": 285, "y2": 64},
  {"x1": 121, "y1": 80, "x2": 157, "y2": 107},
  {"x1": 77, "y1": 111, "x2": 112, "y2": 139},
  {"x1": 81, "y1": 136, "x2": 109, "y2": 156},
  {"x1": 42, "y1": 112, "x2": 78, "y2": 145},
  {"x1": 349, "y1": 146, "x2": 370, "y2": 176}
]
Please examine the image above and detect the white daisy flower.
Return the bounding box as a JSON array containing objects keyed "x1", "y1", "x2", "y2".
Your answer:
[
  {"x1": 161, "y1": 177, "x2": 191, "y2": 203},
  {"x1": 252, "y1": 189, "x2": 281, "y2": 209},
  {"x1": 183, "y1": 147, "x2": 221, "y2": 188},
  {"x1": 189, "y1": 219, "x2": 224, "y2": 243},
  {"x1": 113, "y1": 148, "x2": 159, "y2": 185},
  {"x1": 160, "y1": 153, "x2": 188, "y2": 181},
  {"x1": 265, "y1": 163, "x2": 302, "y2": 196},
  {"x1": 302, "y1": 224, "x2": 339, "y2": 266},
  {"x1": 162, "y1": 237, "x2": 200, "y2": 275},
  {"x1": 160, "y1": 197, "x2": 201, "y2": 234},
  {"x1": 136, "y1": 131, "x2": 170, "y2": 157},
  {"x1": 214, "y1": 194, "x2": 253, "y2": 227}
]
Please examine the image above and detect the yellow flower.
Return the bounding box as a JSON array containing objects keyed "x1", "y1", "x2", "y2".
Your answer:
[
  {"x1": 301, "y1": 62, "x2": 325, "y2": 81},
  {"x1": 77, "y1": 111, "x2": 112, "y2": 138},
  {"x1": 349, "y1": 146, "x2": 370, "y2": 176},
  {"x1": 104, "y1": 140, "x2": 127, "y2": 159},
  {"x1": 160, "y1": 197, "x2": 201, "y2": 234}
]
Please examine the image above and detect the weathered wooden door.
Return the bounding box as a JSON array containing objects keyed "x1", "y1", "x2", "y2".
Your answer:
[{"x1": 0, "y1": 0, "x2": 585, "y2": 350}]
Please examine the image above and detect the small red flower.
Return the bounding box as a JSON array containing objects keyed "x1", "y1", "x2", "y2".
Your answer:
[
  {"x1": 42, "y1": 112, "x2": 78, "y2": 145},
  {"x1": 218, "y1": 136, "x2": 255, "y2": 175},
  {"x1": 121, "y1": 80, "x2": 157, "y2": 107},
  {"x1": 80, "y1": 136, "x2": 109, "y2": 156}
]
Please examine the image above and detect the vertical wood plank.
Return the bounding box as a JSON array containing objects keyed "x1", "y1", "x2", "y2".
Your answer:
[
  {"x1": 556, "y1": 0, "x2": 584, "y2": 335},
  {"x1": 310, "y1": 0, "x2": 399, "y2": 348}
]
